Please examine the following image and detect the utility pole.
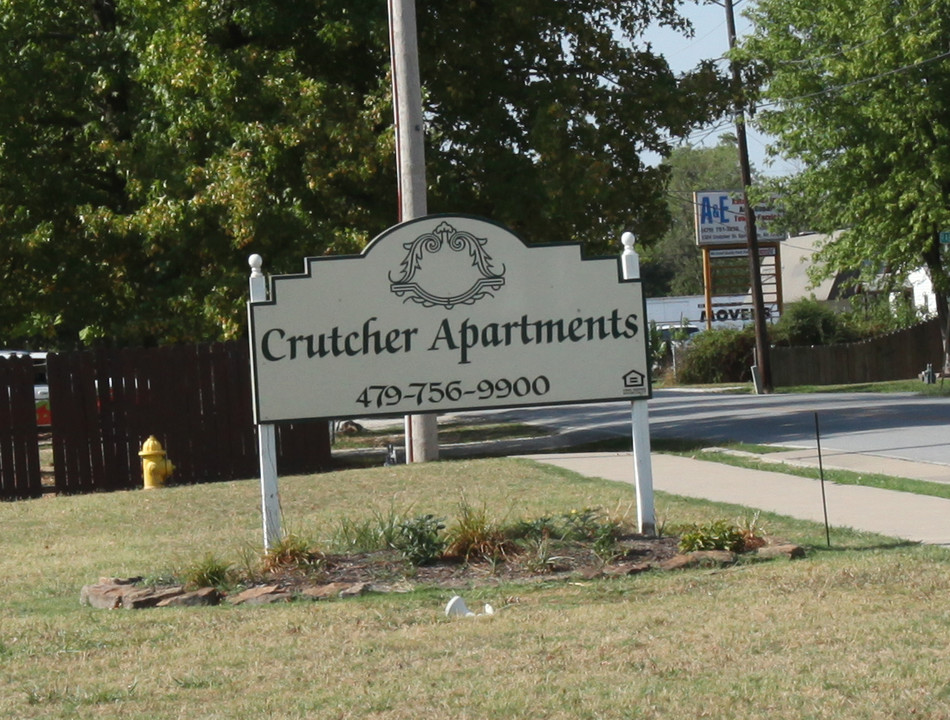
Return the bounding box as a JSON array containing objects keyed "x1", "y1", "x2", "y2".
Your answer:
[
  {"x1": 724, "y1": 0, "x2": 773, "y2": 393},
  {"x1": 388, "y1": 0, "x2": 439, "y2": 460}
]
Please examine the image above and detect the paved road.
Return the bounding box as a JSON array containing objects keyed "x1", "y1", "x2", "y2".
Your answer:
[
  {"x1": 651, "y1": 390, "x2": 950, "y2": 464},
  {"x1": 435, "y1": 388, "x2": 950, "y2": 467}
]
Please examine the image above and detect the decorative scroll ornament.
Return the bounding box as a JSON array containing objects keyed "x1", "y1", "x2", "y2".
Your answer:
[{"x1": 389, "y1": 221, "x2": 506, "y2": 308}]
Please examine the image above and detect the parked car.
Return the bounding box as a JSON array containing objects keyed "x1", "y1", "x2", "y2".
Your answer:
[
  {"x1": 655, "y1": 323, "x2": 701, "y2": 345},
  {"x1": 0, "y1": 350, "x2": 50, "y2": 426}
]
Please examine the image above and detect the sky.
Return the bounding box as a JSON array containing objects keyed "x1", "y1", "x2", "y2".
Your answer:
[{"x1": 640, "y1": 0, "x2": 801, "y2": 178}]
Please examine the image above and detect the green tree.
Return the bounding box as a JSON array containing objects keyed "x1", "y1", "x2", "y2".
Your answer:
[
  {"x1": 0, "y1": 0, "x2": 730, "y2": 348},
  {"x1": 0, "y1": 0, "x2": 395, "y2": 347},
  {"x1": 739, "y1": 0, "x2": 950, "y2": 369},
  {"x1": 641, "y1": 138, "x2": 743, "y2": 296}
]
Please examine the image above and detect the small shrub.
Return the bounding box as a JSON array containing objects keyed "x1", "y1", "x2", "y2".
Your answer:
[
  {"x1": 508, "y1": 515, "x2": 558, "y2": 541},
  {"x1": 844, "y1": 292, "x2": 927, "y2": 336},
  {"x1": 591, "y1": 521, "x2": 623, "y2": 565},
  {"x1": 559, "y1": 507, "x2": 603, "y2": 541},
  {"x1": 770, "y1": 297, "x2": 857, "y2": 347},
  {"x1": 678, "y1": 520, "x2": 745, "y2": 553},
  {"x1": 676, "y1": 327, "x2": 757, "y2": 384},
  {"x1": 649, "y1": 321, "x2": 671, "y2": 372},
  {"x1": 510, "y1": 507, "x2": 626, "y2": 548},
  {"x1": 236, "y1": 545, "x2": 267, "y2": 584},
  {"x1": 394, "y1": 514, "x2": 446, "y2": 566}
]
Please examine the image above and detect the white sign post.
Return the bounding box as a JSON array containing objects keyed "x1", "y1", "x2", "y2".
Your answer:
[
  {"x1": 248, "y1": 254, "x2": 281, "y2": 550},
  {"x1": 247, "y1": 215, "x2": 655, "y2": 536},
  {"x1": 621, "y1": 233, "x2": 655, "y2": 535}
]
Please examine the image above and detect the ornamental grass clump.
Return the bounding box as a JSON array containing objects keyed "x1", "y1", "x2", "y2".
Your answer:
[
  {"x1": 177, "y1": 552, "x2": 236, "y2": 590},
  {"x1": 330, "y1": 505, "x2": 403, "y2": 553},
  {"x1": 444, "y1": 499, "x2": 516, "y2": 563},
  {"x1": 260, "y1": 533, "x2": 323, "y2": 574}
]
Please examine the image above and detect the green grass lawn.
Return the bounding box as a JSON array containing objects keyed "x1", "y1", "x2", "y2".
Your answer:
[
  {"x1": 654, "y1": 378, "x2": 950, "y2": 395},
  {"x1": 3, "y1": 459, "x2": 950, "y2": 719},
  {"x1": 775, "y1": 378, "x2": 950, "y2": 395}
]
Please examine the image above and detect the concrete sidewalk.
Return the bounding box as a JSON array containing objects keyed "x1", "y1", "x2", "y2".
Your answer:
[
  {"x1": 750, "y1": 446, "x2": 950, "y2": 484},
  {"x1": 521, "y1": 452, "x2": 950, "y2": 546}
]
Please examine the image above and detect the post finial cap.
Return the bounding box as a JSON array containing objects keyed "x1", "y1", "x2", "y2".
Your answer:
[{"x1": 249, "y1": 254, "x2": 263, "y2": 276}]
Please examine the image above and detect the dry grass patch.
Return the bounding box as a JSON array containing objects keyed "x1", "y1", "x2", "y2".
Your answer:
[{"x1": 2, "y1": 458, "x2": 950, "y2": 718}]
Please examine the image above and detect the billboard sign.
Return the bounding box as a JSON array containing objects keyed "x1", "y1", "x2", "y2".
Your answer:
[{"x1": 694, "y1": 191, "x2": 785, "y2": 246}]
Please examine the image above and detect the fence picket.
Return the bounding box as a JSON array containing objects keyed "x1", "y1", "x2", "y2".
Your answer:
[{"x1": 0, "y1": 356, "x2": 42, "y2": 499}]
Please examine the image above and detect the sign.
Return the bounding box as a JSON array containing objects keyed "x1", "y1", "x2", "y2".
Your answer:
[
  {"x1": 694, "y1": 191, "x2": 785, "y2": 246},
  {"x1": 940, "y1": 231, "x2": 950, "y2": 244},
  {"x1": 708, "y1": 246, "x2": 778, "y2": 259},
  {"x1": 248, "y1": 215, "x2": 650, "y2": 422},
  {"x1": 700, "y1": 303, "x2": 778, "y2": 325}
]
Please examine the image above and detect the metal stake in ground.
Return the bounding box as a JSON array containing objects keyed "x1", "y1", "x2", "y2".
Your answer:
[{"x1": 815, "y1": 411, "x2": 831, "y2": 548}]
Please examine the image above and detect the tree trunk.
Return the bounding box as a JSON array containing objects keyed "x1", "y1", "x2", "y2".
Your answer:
[{"x1": 922, "y1": 237, "x2": 950, "y2": 374}]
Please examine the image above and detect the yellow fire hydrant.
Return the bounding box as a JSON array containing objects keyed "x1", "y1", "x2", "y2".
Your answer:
[{"x1": 139, "y1": 435, "x2": 175, "y2": 489}]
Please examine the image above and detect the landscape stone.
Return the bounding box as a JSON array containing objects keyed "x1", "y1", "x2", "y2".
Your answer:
[
  {"x1": 227, "y1": 585, "x2": 292, "y2": 605},
  {"x1": 339, "y1": 581, "x2": 372, "y2": 598},
  {"x1": 659, "y1": 550, "x2": 736, "y2": 571},
  {"x1": 603, "y1": 562, "x2": 653, "y2": 576},
  {"x1": 300, "y1": 582, "x2": 353, "y2": 600},
  {"x1": 756, "y1": 543, "x2": 806, "y2": 560},
  {"x1": 123, "y1": 585, "x2": 186, "y2": 609},
  {"x1": 300, "y1": 581, "x2": 373, "y2": 600},
  {"x1": 578, "y1": 567, "x2": 603, "y2": 580},
  {"x1": 80, "y1": 582, "x2": 134, "y2": 609},
  {"x1": 157, "y1": 587, "x2": 221, "y2": 607}
]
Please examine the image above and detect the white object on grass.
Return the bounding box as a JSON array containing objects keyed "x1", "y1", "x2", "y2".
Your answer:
[{"x1": 445, "y1": 596, "x2": 495, "y2": 617}]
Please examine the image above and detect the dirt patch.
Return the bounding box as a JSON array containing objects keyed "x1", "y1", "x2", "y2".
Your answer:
[
  {"x1": 263, "y1": 533, "x2": 684, "y2": 594},
  {"x1": 86, "y1": 535, "x2": 805, "y2": 608}
]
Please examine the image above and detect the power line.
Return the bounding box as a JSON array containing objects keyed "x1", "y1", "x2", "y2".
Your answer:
[
  {"x1": 756, "y1": 48, "x2": 950, "y2": 109},
  {"x1": 772, "y1": 0, "x2": 943, "y2": 68}
]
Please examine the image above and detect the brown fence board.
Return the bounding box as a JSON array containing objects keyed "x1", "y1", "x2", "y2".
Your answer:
[
  {"x1": 277, "y1": 420, "x2": 333, "y2": 476},
  {"x1": 772, "y1": 319, "x2": 944, "y2": 387},
  {"x1": 0, "y1": 356, "x2": 42, "y2": 500},
  {"x1": 228, "y1": 342, "x2": 260, "y2": 476},
  {"x1": 49, "y1": 351, "x2": 106, "y2": 494},
  {"x1": 209, "y1": 343, "x2": 238, "y2": 479}
]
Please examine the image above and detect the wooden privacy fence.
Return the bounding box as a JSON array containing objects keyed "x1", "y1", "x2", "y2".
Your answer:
[
  {"x1": 0, "y1": 355, "x2": 42, "y2": 499},
  {"x1": 0, "y1": 341, "x2": 330, "y2": 500},
  {"x1": 771, "y1": 318, "x2": 944, "y2": 387}
]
